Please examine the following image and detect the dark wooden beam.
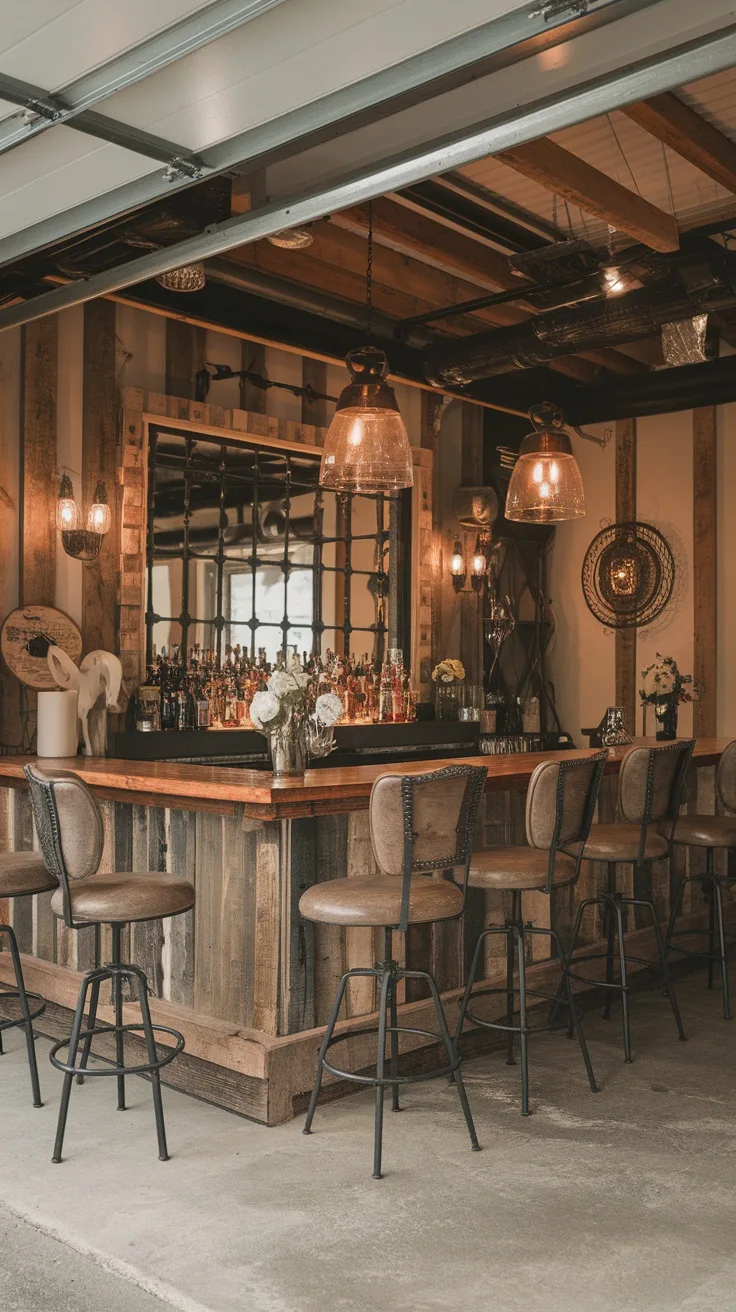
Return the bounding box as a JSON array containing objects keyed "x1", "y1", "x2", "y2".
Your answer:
[
  {"x1": 20, "y1": 318, "x2": 57, "y2": 608},
  {"x1": 614, "y1": 418, "x2": 637, "y2": 738},
  {"x1": 499, "y1": 137, "x2": 680, "y2": 252},
  {"x1": 82, "y1": 299, "x2": 119, "y2": 654},
  {"x1": 693, "y1": 406, "x2": 717, "y2": 736},
  {"x1": 239, "y1": 339, "x2": 267, "y2": 414},
  {"x1": 301, "y1": 357, "x2": 330, "y2": 428},
  {"x1": 165, "y1": 319, "x2": 206, "y2": 400},
  {"x1": 624, "y1": 93, "x2": 736, "y2": 195}
]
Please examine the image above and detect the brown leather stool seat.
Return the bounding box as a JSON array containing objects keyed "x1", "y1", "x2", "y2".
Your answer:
[
  {"x1": 50, "y1": 872, "x2": 195, "y2": 924},
  {"x1": 564, "y1": 741, "x2": 694, "y2": 1063},
  {"x1": 666, "y1": 740, "x2": 736, "y2": 1019},
  {"x1": 300, "y1": 763, "x2": 487, "y2": 1180},
  {"x1": 0, "y1": 850, "x2": 58, "y2": 898},
  {"x1": 0, "y1": 852, "x2": 58, "y2": 1107},
  {"x1": 299, "y1": 875, "x2": 463, "y2": 926},
  {"x1": 456, "y1": 752, "x2": 607, "y2": 1116},
  {"x1": 468, "y1": 847, "x2": 577, "y2": 891},
  {"x1": 24, "y1": 763, "x2": 195, "y2": 1164},
  {"x1": 576, "y1": 823, "x2": 668, "y2": 864}
]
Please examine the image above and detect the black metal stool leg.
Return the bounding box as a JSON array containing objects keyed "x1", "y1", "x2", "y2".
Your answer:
[
  {"x1": 303, "y1": 971, "x2": 351, "y2": 1134},
  {"x1": 638, "y1": 899, "x2": 686, "y2": 1042},
  {"x1": 454, "y1": 928, "x2": 490, "y2": 1050},
  {"x1": 53, "y1": 970, "x2": 98, "y2": 1163},
  {"x1": 713, "y1": 879, "x2": 731, "y2": 1021},
  {"x1": 516, "y1": 925, "x2": 530, "y2": 1116},
  {"x1": 389, "y1": 973, "x2": 401, "y2": 1112},
  {"x1": 111, "y1": 925, "x2": 126, "y2": 1110},
  {"x1": 506, "y1": 922, "x2": 516, "y2": 1066},
  {"x1": 373, "y1": 967, "x2": 391, "y2": 1180},
  {"x1": 706, "y1": 857, "x2": 716, "y2": 990},
  {"x1": 562, "y1": 896, "x2": 599, "y2": 1038},
  {"x1": 421, "y1": 971, "x2": 480, "y2": 1151},
  {"x1": 3, "y1": 923, "x2": 43, "y2": 1108},
  {"x1": 665, "y1": 874, "x2": 688, "y2": 953},
  {"x1": 546, "y1": 926, "x2": 598, "y2": 1095},
  {"x1": 132, "y1": 964, "x2": 169, "y2": 1161},
  {"x1": 76, "y1": 975, "x2": 101, "y2": 1085},
  {"x1": 612, "y1": 899, "x2": 632, "y2": 1062},
  {"x1": 603, "y1": 866, "x2": 617, "y2": 1020}
]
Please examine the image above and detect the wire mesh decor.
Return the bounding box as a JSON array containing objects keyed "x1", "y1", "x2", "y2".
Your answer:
[{"x1": 581, "y1": 521, "x2": 675, "y2": 629}]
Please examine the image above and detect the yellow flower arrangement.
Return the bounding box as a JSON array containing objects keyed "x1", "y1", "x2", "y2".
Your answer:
[{"x1": 431, "y1": 658, "x2": 466, "y2": 684}]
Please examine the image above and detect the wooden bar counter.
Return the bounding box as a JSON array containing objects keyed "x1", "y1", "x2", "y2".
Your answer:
[{"x1": 0, "y1": 742, "x2": 729, "y2": 1124}]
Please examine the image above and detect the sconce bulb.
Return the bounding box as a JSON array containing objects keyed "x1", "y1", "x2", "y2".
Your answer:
[
  {"x1": 450, "y1": 548, "x2": 465, "y2": 577},
  {"x1": 87, "y1": 481, "x2": 111, "y2": 535},
  {"x1": 471, "y1": 553, "x2": 486, "y2": 577},
  {"x1": 56, "y1": 497, "x2": 80, "y2": 531}
]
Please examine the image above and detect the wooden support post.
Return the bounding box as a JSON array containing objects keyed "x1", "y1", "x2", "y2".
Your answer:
[
  {"x1": 0, "y1": 328, "x2": 22, "y2": 752},
  {"x1": 614, "y1": 418, "x2": 637, "y2": 737},
  {"x1": 459, "y1": 402, "x2": 484, "y2": 686},
  {"x1": 693, "y1": 406, "x2": 717, "y2": 736},
  {"x1": 240, "y1": 339, "x2": 268, "y2": 414},
  {"x1": 82, "y1": 300, "x2": 119, "y2": 655},
  {"x1": 20, "y1": 318, "x2": 57, "y2": 610},
  {"x1": 301, "y1": 357, "x2": 330, "y2": 429},
  {"x1": 165, "y1": 319, "x2": 206, "y2": 401}
]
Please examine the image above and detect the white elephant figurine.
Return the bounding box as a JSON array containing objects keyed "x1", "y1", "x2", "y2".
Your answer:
[{"x1": 47, "y1": 646, "x2": 124, "y2": 756}]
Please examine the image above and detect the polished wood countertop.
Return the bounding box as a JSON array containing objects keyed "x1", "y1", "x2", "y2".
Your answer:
[{"x1": 0, "y1": 739, "x2": 727, "y2": 820}]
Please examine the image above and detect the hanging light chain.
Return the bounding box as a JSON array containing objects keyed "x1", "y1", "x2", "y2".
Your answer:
[{"x1": 366, "y1": 199, "x2": 374, "y2": 337}]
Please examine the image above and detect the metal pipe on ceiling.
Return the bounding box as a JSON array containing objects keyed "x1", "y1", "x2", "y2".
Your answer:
[
  {"x1": 1, "y1": 21, "x2": 735, "y2": 334},
  {"x1": 0, "y1": 0, "x2": 668, "y2": 271}
]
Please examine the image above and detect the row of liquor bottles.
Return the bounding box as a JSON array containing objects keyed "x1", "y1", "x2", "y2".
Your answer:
[{"x1": 134, "y1": 645, "x2": 418, "y2": 732}]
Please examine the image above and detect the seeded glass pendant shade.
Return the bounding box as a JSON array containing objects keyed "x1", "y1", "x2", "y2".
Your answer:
[
  {"x1": 505, "y1": 401, "x2": 585, "y2": 523},
  {"x1": 319, "y1": 347, "x2": 413, "y2": 493},
  {"x1": 156, "y1": 263, "x2": 206, "y2": 293}
]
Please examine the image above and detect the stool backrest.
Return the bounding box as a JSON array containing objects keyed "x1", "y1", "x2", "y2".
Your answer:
[
  {"x1": 717, "y1": 740, "x2": 736, "y2": 812},
  {"x1": 24, "y1": 765, "x2": 103, "y2": 928},
  {"x1": 370, "y1": 764, "x2": 487, "y2": 933},
  {"x1": 618, "y1": 740, "x2": 694, "y2": 861},
  {"x1": 526, "y1": 751, "x2": 607, "y2": 892}
]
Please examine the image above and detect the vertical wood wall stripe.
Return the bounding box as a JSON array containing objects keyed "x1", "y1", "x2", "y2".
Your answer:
[
  {"x1": 165, "y1": 319, "x2": 207, "y2": 400},
  {"x1": 20, "y1": 318, "x2": 58, "y2": 608},
  {"x1": 301, "y1": 357, "x2": 330, "y2": 429},
  {"x1": 82, "y1": 300, "x2": 119, "y2": 654},
  {"x1": 693, "y1": 405, "x2": 718, "y2": 736},
  {"x1": 0, "y1": 328, "x2": 23, "y2": 750},
  {"x1": 459, "y1": 402, "x2": 483, "y2": 684},
  {"x1": 614, "y1": 417, "x2": 637, "y2": 736}
]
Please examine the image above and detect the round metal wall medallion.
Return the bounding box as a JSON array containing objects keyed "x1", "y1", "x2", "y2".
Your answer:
[{"x1": 581, "y1": 521, "x2": 675, "y2": 629}]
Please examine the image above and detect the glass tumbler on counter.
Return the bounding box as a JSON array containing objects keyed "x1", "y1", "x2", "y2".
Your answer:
[
  {"x1": 435, "y1": 682, "x2": 461, "y2": 722},
  {"x1": 459, "y1": 683, "x2": 483, "y2": 722}
]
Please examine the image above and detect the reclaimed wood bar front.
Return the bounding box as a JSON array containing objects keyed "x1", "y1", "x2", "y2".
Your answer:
[{"x1": 0, "y1": 743, "x2": 729, "y2": 1124}]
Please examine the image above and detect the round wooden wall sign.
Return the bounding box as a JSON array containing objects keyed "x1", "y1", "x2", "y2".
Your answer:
[{"x1": 0, "y1": 606, "x2": 83, "y2": 689}]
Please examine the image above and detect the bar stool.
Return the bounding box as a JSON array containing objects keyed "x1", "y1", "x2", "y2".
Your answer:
[
  {"x1": 564, "y1": 740, "x2": 694, "y2": 1063},
  {"x1": 299, "y1": 763, "x2": 487, "y2": 1180},
  {"x1": 0, "y1": 851, "x2": 58, "y2": 1106},
  {"x1": 24, "y1": 764, "x2": 194, "y2": 1163},
  {"x1": 454, "y1": 751, "x2": 607, "y2": 1116},
  {"x1": 666, "y1": 740, "x2": 736, "y2": 1019}
]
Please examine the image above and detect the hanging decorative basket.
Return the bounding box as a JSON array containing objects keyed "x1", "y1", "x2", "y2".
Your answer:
[{"x1": 581, "y1": 521, "x2": 675, "y2": 629}]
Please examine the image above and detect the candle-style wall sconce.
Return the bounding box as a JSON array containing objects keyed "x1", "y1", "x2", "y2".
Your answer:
[
  {"x1": 56, "y1": 472, "x2": 111, "y2": 561},
  {"x1": 448, "y1": 486, "x2": 498, "y2": 594}
]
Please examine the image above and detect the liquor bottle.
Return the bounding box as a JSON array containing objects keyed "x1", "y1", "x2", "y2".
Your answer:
[
  {"x1": 195, "y1": 679, "x2": 210, "y2": 730},
  {"x1": 378, "y1": 662, "x2": 393, "y2": 723},
  {"x1": 160, "y1": 672, "x2": 176, "y2": 731},
  {"x1": 391, "y1": 660, "x2": 404, "y2": 722}
]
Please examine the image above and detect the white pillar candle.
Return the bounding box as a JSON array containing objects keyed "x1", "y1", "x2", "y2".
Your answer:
[{"x1": 36, "y1": 689, "x2": 79, "y2": 758}]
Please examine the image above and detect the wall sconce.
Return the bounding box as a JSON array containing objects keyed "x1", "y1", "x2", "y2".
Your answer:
[
  {"x1": 450, "y1": 540, "x2": 466, "y2": 592},
  {"x1": 57, "y1": 473, "x2": 111, "y2": 561},
  {"x1": 470, "y1": 536, "x2": 488, "y2": 593}
]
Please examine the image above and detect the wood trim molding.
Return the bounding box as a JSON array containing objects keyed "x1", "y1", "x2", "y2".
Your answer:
[
  {"x1": 614, "y1": 417, "x2": 637, "y2": 737},
  {"x1": 693, "y1": 406, "x2": 717, "y2": 736}
]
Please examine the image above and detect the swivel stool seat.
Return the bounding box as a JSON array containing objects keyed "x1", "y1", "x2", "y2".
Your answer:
[
  {"x1": 455, "y1": 751, "x2": 607, "y2": 1116},
  {"x1": 299, "y1": 763, "x2": 487, "y2": 1180},
  {"x1": 24, "y1": 764, "x2": 195, "y2": 1163},
  {"x1": 564, "y1": 740, "x2": 694, "y2": 1063},
  {"x1": 0, "y1": 850, "x2": 58, "y2": 1106},
  {"x1": 666, "y1": 739, "x2": 736, "y2": 1019}
]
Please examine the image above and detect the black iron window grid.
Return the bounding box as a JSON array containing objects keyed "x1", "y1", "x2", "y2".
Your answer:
[{"x1": 145, "y1": 424, "x2": 396, "y2": 666}]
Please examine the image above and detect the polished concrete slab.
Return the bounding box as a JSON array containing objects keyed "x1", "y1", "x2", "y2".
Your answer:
[{"x1": 1, "y1": 968, "x2": 735, "y2": 1312}]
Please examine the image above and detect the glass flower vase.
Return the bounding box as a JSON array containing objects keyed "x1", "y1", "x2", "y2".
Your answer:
[
  {"x1": 655, "y1": 694, "x2": 678, "y2": 741},
  {"x1": 435, "y1": 683, "x2": 461, "y2": 722}
]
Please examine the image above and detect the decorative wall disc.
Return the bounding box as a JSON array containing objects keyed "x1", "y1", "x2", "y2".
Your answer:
[
  {"x1": 581, "y1": 521, "x2": 675, "y2": 629},
  {"x1": 0, "y1": 606, "x2": 83, "y2": 688}
]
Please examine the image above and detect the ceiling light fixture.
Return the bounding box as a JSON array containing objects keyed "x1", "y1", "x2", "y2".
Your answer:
[
  {"x1": 505, "y1": 401, "x2": 585, "y2": 524},
  {"x1": 319, "y1": 203, "x2": 412, "y2": 494},
  {"x1": 156, "y1": 263, "x2": 206, "y2": 293},
  {"x1": 267, "y1": 227, "x2": 314, "y2": 250}
]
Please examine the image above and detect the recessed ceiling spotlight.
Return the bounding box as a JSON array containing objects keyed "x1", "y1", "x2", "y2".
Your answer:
[{"x1": 267, "y1": 227, "x2": 314, "y2": 250}]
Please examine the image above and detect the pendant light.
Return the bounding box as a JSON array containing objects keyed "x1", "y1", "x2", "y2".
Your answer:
[
  {"x1": 505, "y1": 401, "x2": 585, "y2": 524},
  {"x1": 319, "y1": 203, "x2": 413, "y2": 494}
]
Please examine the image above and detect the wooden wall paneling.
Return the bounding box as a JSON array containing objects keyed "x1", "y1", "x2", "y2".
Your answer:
[
  {"x1": 0, "y1": 789, "x2": 11, "y2": 929},
  {"x1": 459, "y1": 402, "x2": 484, "y2": 685},
  {"x1": 287, "y1": 817, "x2": 317, "y2": 1032},
  {"x1": 193, "y1": 811, "x2": 224, "y2": 1019},
  {"x1": 82, "y1": 300, "x2": 119, "y2": 655},
  {"x1": 0, "y1": 328, "x2": 23, "y2": 752},
  {"x1": 301, "y1": 357, "x2": 330, "y2": 429},
  {"x1": 313, "y1": 813, "x2": 348, "y2": 1026},
  {"x1": 166, "y1": 320, "x2": 206, "y2": 401},
  {"x1": 118, "y1": 392, "x2": 146, "y2": 689},
  {"x1": 216, "y1": 811, "x2": 252, "y2": 1026},
  {"x1": 693, "y1": 406, "x2": 717, "y2": 736},
  {"x1": 240, "y1": 340, "x2": 268, "y2": 414},
  {"x1": 130, "y1": 805, "x2": 165, "y2": 996},
  {"x1": 10, "y1": 790, "x2": 34, "y2": 952},
  {"x1": 344, "y1": 810, "x2": 378, "y2": 1017},
  {"x1": 614, "y1": 418, "x2": 637, "y2": 738},
  {"x1": 252, "y1": 820, "x2": 280, "y2": 1035},
  {"x1": 166, "y1": 809, "x2": 196, "y2": 1010}
]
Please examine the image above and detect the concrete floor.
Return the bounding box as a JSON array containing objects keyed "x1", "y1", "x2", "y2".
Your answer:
[{"x1": 1, "y1": 968, "x2": 735, "y2": 1312}]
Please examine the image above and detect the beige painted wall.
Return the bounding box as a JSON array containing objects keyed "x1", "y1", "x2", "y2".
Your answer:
[{"x1": 548, "y1": 406, "x2": 734, "y2": 744}]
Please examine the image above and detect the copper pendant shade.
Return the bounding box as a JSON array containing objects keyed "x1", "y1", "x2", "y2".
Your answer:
[
  {"x1": 505, "y1": 401, "x2": 585, "y2": 524},
  {"x1": 319, "y1": 347, "x2": 413, "y2": 494}
]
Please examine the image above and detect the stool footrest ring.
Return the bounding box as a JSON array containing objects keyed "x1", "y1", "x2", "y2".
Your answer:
[
  {"x1": 0, "y1": 989, "x2": 45, "y2": 1031},
  {"x1": 49, "y1": 1022, "x2": 184, "y2": 1078},
  {"x1": 459, "y1": 984, "x2": 581, "y2": 1037},
  {"x1": 322, "y1": 1023, "x2": 460, "y2": 1087}
]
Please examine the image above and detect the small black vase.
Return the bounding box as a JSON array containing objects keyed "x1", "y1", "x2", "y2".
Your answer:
[{"x1": 655, "y1": 694, "x2": 678, "y2": 741}]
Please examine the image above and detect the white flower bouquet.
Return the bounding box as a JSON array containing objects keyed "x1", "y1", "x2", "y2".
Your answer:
[{"x1": 250, "y1": 657, "x2": 342, "y2": 776}]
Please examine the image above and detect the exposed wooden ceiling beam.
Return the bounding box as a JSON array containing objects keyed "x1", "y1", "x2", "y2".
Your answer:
[
  {"x1": 622, "y1": 92, "x2": 736, "y2": 195},
  {"x1": 498, "y1": 137, "x2": 680, "y2": 252}
]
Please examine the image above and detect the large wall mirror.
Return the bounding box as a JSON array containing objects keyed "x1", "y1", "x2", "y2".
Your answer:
[{"x1": 146, "y1": 424, "x2": 411, "y2": 666}]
